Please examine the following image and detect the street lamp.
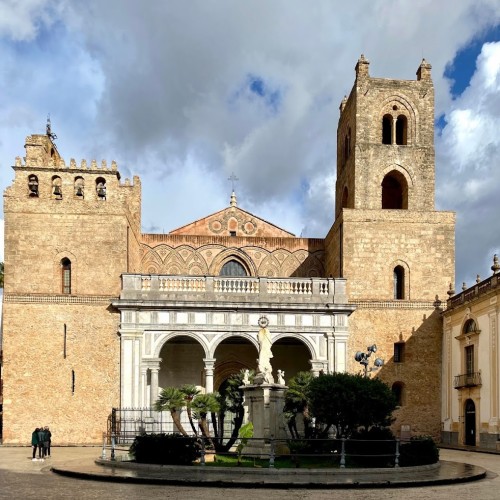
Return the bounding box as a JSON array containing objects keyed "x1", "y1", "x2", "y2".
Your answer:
[{"x1": 355, "y1": 344, "x2": 384, "y2": 376}]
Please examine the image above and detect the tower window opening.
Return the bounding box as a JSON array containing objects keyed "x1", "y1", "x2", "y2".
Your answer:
[
  {"x1": 52, "y1": 176, "x2": 62, "y2": 199},
  {"x1": 28, "y1": 175, "x2": 39, "y2": 197},
  {"x1": 96, "y1": 178, "x2": 106, "y2": 200},
  {"x1": 394, "y1": 342, "x2": 405, "y2": 362},
  {"x1": 382, "y1": 114, "x2": 392, "y2": 144},
  {"x1": 61, "y1": 258, "x2": 72, "y2": 294},
  {"x1": 382, "y1": 172, "x2": 407, "y2": 209},
  {"x1": 74, "y1": 177, "x2": 84, "y2": 198},
  {"x1": 394, "y1": 265, "x2": 405, "y2": 299},
  {"x1": 392, "y1": 382, "x2": 405, "y2": 406},
  {"x1": 396, "y1": 115, "x2": 408, "y2": 145}
]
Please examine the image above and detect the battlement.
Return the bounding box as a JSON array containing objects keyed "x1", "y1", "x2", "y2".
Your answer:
[{"x1": 15, "y1": 155, "x2": 121, "y2": 176}]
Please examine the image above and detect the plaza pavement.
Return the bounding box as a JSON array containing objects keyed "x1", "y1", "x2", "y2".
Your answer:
[{"x1": 0, "y1": 446, "x2": 499, "y2": 499}]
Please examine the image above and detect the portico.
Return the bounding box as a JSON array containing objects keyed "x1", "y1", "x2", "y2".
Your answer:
[{"x1": 113, "y1": 274, "x2": 355, "y2": 409}]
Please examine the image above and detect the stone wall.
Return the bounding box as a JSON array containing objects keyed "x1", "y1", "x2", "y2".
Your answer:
[{"x1": 1, "y1": 300, "x2": 120, "y2": 444}]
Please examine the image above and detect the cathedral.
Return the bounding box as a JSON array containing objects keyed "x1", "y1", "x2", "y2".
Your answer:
[{"x1": 1, "y1": 56, "x2": 455, "y2": 444}]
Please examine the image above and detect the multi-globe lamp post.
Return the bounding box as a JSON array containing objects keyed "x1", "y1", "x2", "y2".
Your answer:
[{"x1": 354, "y1": 344, "x2": 384, "y2": 376}]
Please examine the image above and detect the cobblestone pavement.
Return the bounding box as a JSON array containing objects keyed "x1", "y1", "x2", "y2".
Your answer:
[{"x1": 0, "y1": 446, "x2": 499, "y2": 500}]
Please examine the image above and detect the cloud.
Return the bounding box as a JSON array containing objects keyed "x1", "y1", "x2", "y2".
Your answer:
[
  {"x1": 436, "y1": 42, "x2": 500, "y2": 286},
  {"x1": 0, "y1": 1, "x2": 500, "y2": 285}
]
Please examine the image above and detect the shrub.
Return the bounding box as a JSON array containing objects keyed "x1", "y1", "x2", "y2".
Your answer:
[
  {"x1": 399, "y1": 436, "x2": 439, "y2": 466},
  {"x1": 129, "y1": 433, "x2": 200, "y2": 465},
  {"x1": 347, "y1": 427, "x2": 396, "y2": 468}
]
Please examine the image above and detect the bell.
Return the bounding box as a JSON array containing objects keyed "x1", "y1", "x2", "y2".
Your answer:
[
  {"x1": 53, "y1": 185, "x2": 61, "y2": 196},
  {"x1": 75, "y1": 186, "x2": 83, "y2": 197},
  {"x1": 97, "y1": 186, "x2": 106, "y2": 198}
]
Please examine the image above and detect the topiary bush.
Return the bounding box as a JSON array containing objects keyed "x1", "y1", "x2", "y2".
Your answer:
[
  {"x1": 129, "y1": 433, "x2": 200, "y2": 465},
  {"x1": 399, "y1": 436, "x2": 439, "y2": 466}
]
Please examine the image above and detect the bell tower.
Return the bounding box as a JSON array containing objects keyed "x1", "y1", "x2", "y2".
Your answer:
[{"x1": 325, "y1": 56, "x2": 455, "y2": 439}]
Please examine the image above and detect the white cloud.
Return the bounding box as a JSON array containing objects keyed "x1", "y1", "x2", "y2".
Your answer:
[
  {"x1": 436, "y1": 42, "x2": 500, "y2": 286},
  {"x1": 1, "y1": 1, "x2": 500, "y2": 284}
]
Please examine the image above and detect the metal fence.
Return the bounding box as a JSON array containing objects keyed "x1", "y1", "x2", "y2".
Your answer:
[{"x1": 108, "y1": 407, "x2": 235, "y2": 444}]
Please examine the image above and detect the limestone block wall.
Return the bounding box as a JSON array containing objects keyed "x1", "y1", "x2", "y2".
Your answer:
[
  {"x1": 325, "y1": 209, "x2": 455, "y2": 301},
  {"x1": 2, "y1": 301, "x2": 120, "y2": 444},
  {"x1": 347, "y1": 304, "x2": 443, "y2": 439}
]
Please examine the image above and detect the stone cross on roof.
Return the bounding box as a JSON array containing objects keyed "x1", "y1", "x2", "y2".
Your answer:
[{"x1": 228, "y1": 172, "x2": 239, "y2": 207}]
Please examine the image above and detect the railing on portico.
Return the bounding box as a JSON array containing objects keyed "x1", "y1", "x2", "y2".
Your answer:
[{"x1": 121, "y1": 274, "x2": 346, "y2": 303}]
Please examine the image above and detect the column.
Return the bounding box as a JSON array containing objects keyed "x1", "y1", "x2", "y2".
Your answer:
[
  {"x1": 150, "y1": 367, "x2": 159, "y2": 407},
  {"x1": 326, "y1": 332, "x2": 336, "y2": 374},
  {"x1": 392, "y1": 117, "x2": 397, "y2": 144},
  {"x1": 203, "y1": 358, "x2": 216, "y2": 393},
  {"x1": 141, "y1": 368, "x2": 148, "y2": 407}
]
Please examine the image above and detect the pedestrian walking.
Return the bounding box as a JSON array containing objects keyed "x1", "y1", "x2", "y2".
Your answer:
[{"x1": 31, "y1": 428, "x2": 39, "y2": 460}]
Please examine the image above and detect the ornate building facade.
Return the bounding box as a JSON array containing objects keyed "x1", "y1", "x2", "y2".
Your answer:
[
  {"x1": 442, "y1": 257, "x2": 500, "y2": 449},
  {"x1": 1, "y1": 56, "x2": 455, "y2": 444}
]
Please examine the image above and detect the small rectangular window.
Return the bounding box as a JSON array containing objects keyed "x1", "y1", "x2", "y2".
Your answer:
[
  {"x1": 229, "y1": 231, "x2": 236, "y2": 237},
  {"x1": 394, "y1": 342, "x2": 405, "y2": 363}
]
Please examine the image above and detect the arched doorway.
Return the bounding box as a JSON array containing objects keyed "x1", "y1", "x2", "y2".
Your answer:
[{"x1": 464, "y1": 399, "x2": 476, "y2": 446}]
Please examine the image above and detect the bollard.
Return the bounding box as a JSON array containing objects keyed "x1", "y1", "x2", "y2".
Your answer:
[
  {"x1": 111, "y1": 434, "x2": 116, "y2": 461},
  {"x1": 395, "y1": 439, "x2": 400, "y2": 468},
  {"x1": 340, "y1": 437, "x2": 346, "y2": 468}
]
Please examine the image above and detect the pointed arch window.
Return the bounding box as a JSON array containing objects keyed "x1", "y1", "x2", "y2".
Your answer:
[
  {"x1": 61, "y1": 258, "x2": 72, "y2": 294},
  {"x1": 394, "y1": 265, "x2": 405, "y2": 299},
  {"x1": 220, "y1": 260, "x2": 248, "y2": 277}
]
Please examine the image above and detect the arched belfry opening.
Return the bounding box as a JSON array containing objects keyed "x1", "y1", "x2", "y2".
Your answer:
[
  {"x1": 382, "y1": 114, "x2": 392, "y2": 144},
  {"x1": 382, "y1": 171, "x2": 408, "y2": 209},
  {"x1": 396, "y1": 115, "x2": 408, "y2": 145}
]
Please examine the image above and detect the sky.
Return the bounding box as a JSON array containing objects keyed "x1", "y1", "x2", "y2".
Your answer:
[{"x1": 0, "y1": 0, "x2": 499, "y2": 292}]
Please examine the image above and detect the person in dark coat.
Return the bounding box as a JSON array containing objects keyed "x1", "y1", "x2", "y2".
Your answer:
[
  {"x1": 44, "y1": 427, "x2": 51, "y2": 457},
  {"x1": 31, "y1": 428, "x2": 39, "y2": 460},
  {"x1": 37, "y1": 427, "x2": 45, "y2": 459}
]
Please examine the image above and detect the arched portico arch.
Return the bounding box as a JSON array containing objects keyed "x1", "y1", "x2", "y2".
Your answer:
[
  {"x1": 153, "y1": 331, "x2": 210, "y2": 358},
  {"x1": 270, "y1": 334, "x2": 316, "y2": 384}
]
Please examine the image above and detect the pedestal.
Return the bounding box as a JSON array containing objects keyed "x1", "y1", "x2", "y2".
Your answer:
[{"x1": 242, "y1": 383, "x2": 288, "y2": 457}]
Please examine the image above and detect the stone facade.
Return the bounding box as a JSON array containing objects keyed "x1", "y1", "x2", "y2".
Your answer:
[
  {"x1": 1, "y1": 56, "x2": 455, "y2": 444},
  {"x1": 442, "y1": 259, "x2": 500, "y2": 449}
]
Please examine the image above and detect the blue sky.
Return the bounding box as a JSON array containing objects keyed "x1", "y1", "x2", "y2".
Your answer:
[{"x1": 0, "y1": 0, "x2": 499, "y2": 290}]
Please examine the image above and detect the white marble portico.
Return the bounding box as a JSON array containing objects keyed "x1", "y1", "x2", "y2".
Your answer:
[{"x1": 113, "y1": 274, "x2": 355, "y2": 408}]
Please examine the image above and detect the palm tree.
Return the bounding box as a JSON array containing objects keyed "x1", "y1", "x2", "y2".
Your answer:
[
  {"x1": 284, "y1": 371, "x2": 314, "y2": 438},
  {"x1": 154, "y1": 387, "x2": 188, "y2": 436},
  {"x1": 180, "y1": 384, "x2": 201, "y2": 435},
  {"x1": 191, "y1": 393, "x2": 220, "y2": 444}
]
